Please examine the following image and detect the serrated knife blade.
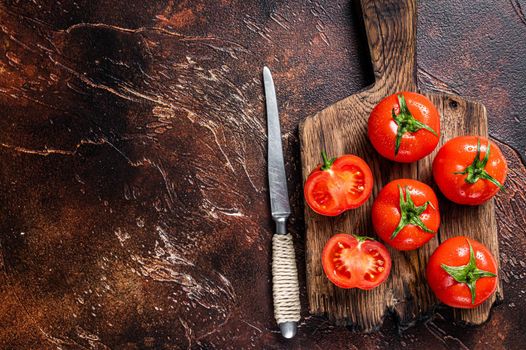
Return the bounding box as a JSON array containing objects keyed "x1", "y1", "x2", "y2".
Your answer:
[{"x1": 264, "y1": 66, "x2": 291, "y2": 220}]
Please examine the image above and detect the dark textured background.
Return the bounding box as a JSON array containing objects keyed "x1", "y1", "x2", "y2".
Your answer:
[{"x1": 0, "y1": 0, "x2": 525, "y2": 349}]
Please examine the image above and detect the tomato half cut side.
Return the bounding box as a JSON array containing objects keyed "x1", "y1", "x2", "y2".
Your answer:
[
  {"x1": 337, "y1": 163, "x2": 368, "y2": 205},
  {"x1": 304, "y1": 153, "x2": 373, "y2": 216},
  {"x1": 306, "y1": 172, "x2": 342, "y2": 216},
  {"x1": 321, "y1": 233, "x2": 392, "y2": 289}
]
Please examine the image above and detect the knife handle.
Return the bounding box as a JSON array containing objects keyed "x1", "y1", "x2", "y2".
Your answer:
[{"x1": 272, "y1": 233, "x2": 300, "y2": 338}]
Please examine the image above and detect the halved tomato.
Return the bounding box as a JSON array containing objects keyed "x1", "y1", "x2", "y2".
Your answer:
[
  {"x1": 322, "y1": 233, "x2": 392, "y2": 289},
  {"x1": 304, "y1": 152, "x2": 373, "y2": 216}
]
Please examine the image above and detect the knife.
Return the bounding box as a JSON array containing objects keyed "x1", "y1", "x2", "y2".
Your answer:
[{"x1": 263, "y1": 66, "x2": 301, "y2": 339}]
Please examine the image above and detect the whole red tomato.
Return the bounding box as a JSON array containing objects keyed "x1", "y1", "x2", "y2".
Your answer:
[
  {"x1": 322, "y1": 233, "x2": 392, "y2": 289},
  {"x1": 433, "y1": 136, "x2": 507, "y2": 205},
  {"x1": 368, "y1": 91, "x2": 440, "y2": 163},
  {"x1": 372, "y1": 179, "x2": 440, "y2": 251},
  {"x1": 304, "y1": 152, "x2": 373, "y2": 216},
  {"x1": 426, "y1": 236, "x2": 497, "y2": 308}
]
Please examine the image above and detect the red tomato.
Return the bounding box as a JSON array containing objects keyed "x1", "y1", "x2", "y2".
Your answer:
[
  {"x1": 372, "y1": 179, "x2": 440, "y2": 251},
  {"x1": 322, "y1": 233, "x2": 392, "y2": 289},
  {"x1": 433, "y1": 136, "x2": 507, "y2": 205},
  {"x1": 426, "y1": 236, "x2": 497, "y2": 308},
  {"x1": 368, "y1": 91, "x2": 440, "y2": 163},
  {"x1": 304, "y1": 152, "x2": 373, "y2": 216}
]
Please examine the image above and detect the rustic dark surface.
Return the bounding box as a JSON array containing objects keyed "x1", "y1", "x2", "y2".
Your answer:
[{"x1": 0, "y1": 0, "x2": 525, "y2": 349}]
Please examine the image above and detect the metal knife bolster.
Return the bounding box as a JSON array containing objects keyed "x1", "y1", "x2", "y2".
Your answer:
[{"x1": 273, "y1": 216, "x2": 288, "y2": 235}]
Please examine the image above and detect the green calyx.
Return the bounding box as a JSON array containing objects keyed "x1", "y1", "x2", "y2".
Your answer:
[
  {"x1": 391, "y1": 186, "x2": 435, "y2": 240},
  {"x1": 353, "y1": 234, "x2": 375, "y2": 243},
  {"x1": 392, "y1": 94, "x2": 438, "y2": 156},
  {"x1": 454, "y1": 138, "x2": 504, "y2": 189},
  {"x1": 441, "y1": 240, "x2": 497, "y2": 304},
  {"x1": 320, "y1": 151, "x2": 336, "y2": 171}
]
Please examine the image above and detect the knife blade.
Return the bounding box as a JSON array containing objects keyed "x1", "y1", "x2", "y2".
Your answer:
[
  {"x1": 264, "y1": 66, "x2": 291, "y2": 222},
  {"x1": 263, "y1": 66, "x2": 300, "y2": 339}
]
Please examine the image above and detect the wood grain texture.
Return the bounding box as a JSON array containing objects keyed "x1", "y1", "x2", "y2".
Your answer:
[{"x1": 300, "y1": 0, "x2": 501, "y2": 331}]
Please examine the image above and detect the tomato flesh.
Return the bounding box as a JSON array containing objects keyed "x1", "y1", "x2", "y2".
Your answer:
[
  {"x1": 322, "y1": 233, "x2": 392, "y2": 289},
  {"x1": 304, "y1": 155, "x2": 373, "y2": 216}
]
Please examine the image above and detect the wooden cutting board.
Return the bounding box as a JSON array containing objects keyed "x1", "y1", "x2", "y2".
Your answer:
[{"x1": 299, "y1": 0, "x2": 502, "y2": 331}]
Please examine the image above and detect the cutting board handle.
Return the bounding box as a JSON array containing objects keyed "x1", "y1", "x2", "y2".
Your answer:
[{"x1": 361, "y1": 0, "x2": 417, "y2": 90}]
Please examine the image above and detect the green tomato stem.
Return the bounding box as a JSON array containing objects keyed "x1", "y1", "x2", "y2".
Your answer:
[
  {"x1": 392, "y1": 94, "x2": 438, "y2": 156},
  {"x1": 320, "y1": 151, "x2": 336, "y2": 171},
  {"x1": 390, "y1": 185, "x2": 435, "y2": 240},
  {"x1": 440, "y1": 239, "x2": 497, "y2": 304},
  {"x1": 352, "y1": 234, "x2": 375, "y2": 243},
  {"x1": 453, "y1": 138, "x2": 504, "y2": 189}
]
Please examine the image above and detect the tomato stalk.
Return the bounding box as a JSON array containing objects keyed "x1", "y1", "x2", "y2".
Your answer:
[
  {"x1": 391, "y1": 186, "x2": 435, "y2": 239},
  {"x1": 320, "y1": 151, "x2": 336, "y2": 171},
  {"x1": 353, "y1": 234, "x2": 375, "y2": 243},
  {"x1": 392, "y1": 94, "x2": 438, "y2": 156},
  {"x1": 454, "y1": 138, "x2": 504, "y2": 189},
  {"x1": 440, "y1": 240, "x2": 497, "y2": 304}
]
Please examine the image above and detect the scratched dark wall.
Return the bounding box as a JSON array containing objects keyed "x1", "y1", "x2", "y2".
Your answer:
[{"x1": 0, "y1": 0, "x2": 525, "y2": 349}]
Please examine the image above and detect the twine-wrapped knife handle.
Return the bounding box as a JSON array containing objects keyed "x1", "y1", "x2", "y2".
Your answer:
[{"x1": 272, "y1": 233, "x2": 301, "y2": 335}]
